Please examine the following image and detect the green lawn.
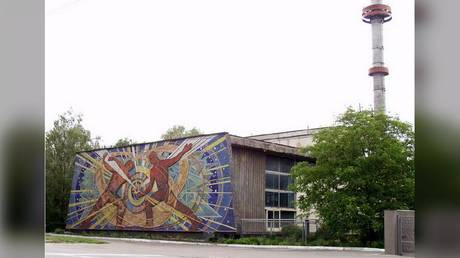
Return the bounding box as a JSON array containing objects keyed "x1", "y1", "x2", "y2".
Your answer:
[{"x1": 46, "y1": 234, "x2": 107, "y2": 244}]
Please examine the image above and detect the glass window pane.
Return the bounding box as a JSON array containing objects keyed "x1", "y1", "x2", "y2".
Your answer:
[
  {"x1": 268, "y1": 210, "x2": 273, "y2": 219},
  {"x1": 265, "y1": 191, "x2": 279, "y2": 207},
  {"x1": 281, "y1": 211, "x2": 295, "y2": 220},
  {"x1": 266, "y1": 156, "x2": 279, "y2": 171},
  {"x1": 280, "y1": 158, "x2": 294, "y2": 173},
  {"x1": 275, "y1": 192, "x2": 280, "y2": 207},
  {"x1": 265, "y1": 192, "x2": 271, "y2": 206},
  {"x1": 274, "y1": 211, "x2": 280, "y2": 228},
  {"x1": 288, "y1": 193, "x2": 295, "y2": 208},
  {"x1": 279, "y1": 192, "x2": 288, "y2": 207},
  {"x1": 279, "y1": 175, "x2": 289, "y2": 190},
  {"x1": 265, "y1": 174, "x2": 279, "y2": 189},
  {"x1": 281, "y1": 211, "x2": 296, "y2": 226}
]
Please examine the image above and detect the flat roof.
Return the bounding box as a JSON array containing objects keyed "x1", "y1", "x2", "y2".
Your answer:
[
  {"x1": 247, "y1": 127, "x2": 328, "y2": 139},
  {"x1": 229, "y1": 135, "x2": 312, "y2": 161}
]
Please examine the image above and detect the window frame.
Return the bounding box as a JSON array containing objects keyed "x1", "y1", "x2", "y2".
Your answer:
[{"x1": 265, "y1": 155, "x2": 297, "y2": 211}]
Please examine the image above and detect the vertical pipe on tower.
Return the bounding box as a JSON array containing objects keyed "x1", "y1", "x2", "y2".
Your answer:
[{"x1": 362, "y1": 0, "x2": 392, "y2": 113}]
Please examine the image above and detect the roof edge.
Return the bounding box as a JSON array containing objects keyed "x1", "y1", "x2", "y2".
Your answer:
[
  {"x1": 247, "y1": 126, "x2": 329, "y2": 138},
  {"x1": 228, "y1": 134, "x2": 313, "y2": 161},
  {"x1": 76, "y1": 132, "x2": 229, "y2": 154}
]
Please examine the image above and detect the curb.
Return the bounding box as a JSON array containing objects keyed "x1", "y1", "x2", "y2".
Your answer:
[{"x1": 47, "y1": 233, "x2": 384, "y2": 253}]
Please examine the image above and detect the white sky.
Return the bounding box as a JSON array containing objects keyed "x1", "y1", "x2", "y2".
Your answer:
[{"x1": 46, "y1": 0, "x2": 414, "y2": 146}]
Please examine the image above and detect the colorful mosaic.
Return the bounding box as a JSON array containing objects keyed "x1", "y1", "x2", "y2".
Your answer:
[{"x1": 66, "y1": 133, "x2": 235, "y2": 232}]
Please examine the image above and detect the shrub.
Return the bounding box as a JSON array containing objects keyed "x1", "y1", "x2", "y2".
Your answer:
[
  {"x1": 281, "y1": 224, "x2": 303, "y2": 241},
  {"x1": 53, "y1": 228, "x2": 65, "y2": 234}
]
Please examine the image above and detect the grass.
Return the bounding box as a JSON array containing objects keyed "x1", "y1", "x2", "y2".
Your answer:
[
  {"x1": 46, "y1": 229, "x2": 383, "y2": 248},
  {"x1": 75, "y1": 230, "x2": 207, "y2": 242},
  {"x1": 46, "y1": 234, "x2": 107, "y2": 244}
]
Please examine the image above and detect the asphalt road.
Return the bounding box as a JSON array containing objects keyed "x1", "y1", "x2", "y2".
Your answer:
[{"x1": 46, "y1": 239, "x2": 401, "y2": 258}]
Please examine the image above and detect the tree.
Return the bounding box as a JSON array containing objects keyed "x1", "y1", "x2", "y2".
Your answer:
[
  {"x1": 291, "y1": 108, "x2": 414, "y2": 245},
  {"x1": 113, "y1": 137, "x2": 135, "y2": 147},
  {"x1": 161, "y1": 125, "x2": 202, "y2": 140},
  {"x1": 46, "y1": 110, "x2": 100, "y2": 231}
]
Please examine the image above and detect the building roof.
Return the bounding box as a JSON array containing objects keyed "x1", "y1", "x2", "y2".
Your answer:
[
  {"x1": 76, "y1": 132, "x2": 314, "y2": 161},
  {"x1": 228, "y1": 135, "x2": 312, "y2": 161},
  {"x1": 247, "y1": 127, "x2": 328, "y2": 141}
]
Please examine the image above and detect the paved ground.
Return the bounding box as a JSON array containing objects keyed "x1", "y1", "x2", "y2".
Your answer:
[{"x1": 46, "y1": 239, "x2": 401, "y2": 258}]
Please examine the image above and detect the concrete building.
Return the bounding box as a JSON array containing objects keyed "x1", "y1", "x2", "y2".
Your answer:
[
  {"x1": 248, "y1": 127, "x2": 326, "y2": 148},
  {"x1": 67, "y1": 133, "x2": 313, "y2": 235},
  {"x1": 247, "y1": 130, "x2": 324, "y2": 232},
  {"x1": 229, "y1": 135, "x2": 313, "y2": 234}
]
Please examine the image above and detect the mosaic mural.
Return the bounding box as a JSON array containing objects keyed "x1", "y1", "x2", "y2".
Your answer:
[{"x1": 66, "y1": 133, "x2": 235, "y2": 232}]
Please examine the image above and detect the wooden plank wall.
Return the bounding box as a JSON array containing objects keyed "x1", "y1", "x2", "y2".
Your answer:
[{"x1": 231, "y1": 146, "x2": 266, "y2": 233}]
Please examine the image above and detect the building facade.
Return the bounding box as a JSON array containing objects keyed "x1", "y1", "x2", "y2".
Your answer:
[
  {"x1": 66, "y1": 133, "x2": 311, "y2": 235},
  {"x1": 229, "y1": 135, "x2": 311, "y2": 233}
]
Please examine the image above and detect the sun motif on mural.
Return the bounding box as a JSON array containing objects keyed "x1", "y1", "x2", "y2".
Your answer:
[{"x1": 66, "y1": 133, "x2": 235, "y2": 232}]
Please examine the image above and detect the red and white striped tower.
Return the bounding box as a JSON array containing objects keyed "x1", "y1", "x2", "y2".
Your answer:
[{"x1": 362, "y1": 0, "x2": 392, "y2": 113}]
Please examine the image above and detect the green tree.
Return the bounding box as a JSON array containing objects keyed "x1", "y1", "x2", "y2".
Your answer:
[
  {"x1": 46, "y1": 110, "x2": 100, "y2": 231},
  {"x1": 161, "y1": 125, "x2": 202, "y2": 140},
  {"x1": 113, "y1": 137, "x2": 135, "y2": 147},
  {"x1": 291, "y1": 108, "x2": 414, "y2": 245}
]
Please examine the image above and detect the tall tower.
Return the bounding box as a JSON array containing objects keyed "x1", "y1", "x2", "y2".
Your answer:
[{"x1": 362, "y1": 0, "x2": 392, "y2": 113}]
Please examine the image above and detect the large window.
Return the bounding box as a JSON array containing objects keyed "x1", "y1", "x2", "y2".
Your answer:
[
  {"x1": 266, "y1": 210, "x2": 296, "y2": 228},
  {"x1": 265, "y1": 156, "x2": 296, "y2": 209},
  {"x1": 265, "y1": 172, "x2": 292, "y2": 191},
  {"x1": 266, "y1": 156, "x2": 294, "y2": 173},
  {"x1": 265, "y1": 191, "x2": 294, "y2": 208}
]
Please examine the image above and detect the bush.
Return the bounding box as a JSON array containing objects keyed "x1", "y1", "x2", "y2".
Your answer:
[
  {"x1": 281, "y1": 224, "x2": 303, "y2": 241},
  {"x1": 54, "y1": 228, "x2": 65, "y2": 234}
]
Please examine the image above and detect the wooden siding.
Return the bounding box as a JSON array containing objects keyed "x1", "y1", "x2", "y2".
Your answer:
[{"x1": 231, "y1": 146, "x2": 266, "y2": 233}]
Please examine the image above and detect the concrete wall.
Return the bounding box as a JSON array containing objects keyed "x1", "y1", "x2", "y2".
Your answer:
[
  {"x1": 384, "y1": 210, "x2": 415, "y2": 255},
  {"x1": 67, "y1": 133, "x2": 236, "y2": 233},
  {"x1": 248, "y1": 128, "x2": 325, "y2": 148}
]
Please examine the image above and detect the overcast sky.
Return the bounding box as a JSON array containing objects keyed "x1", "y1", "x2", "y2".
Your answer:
[{"x1": 46, "y1": 0, "x2": 414, "y2": 146}]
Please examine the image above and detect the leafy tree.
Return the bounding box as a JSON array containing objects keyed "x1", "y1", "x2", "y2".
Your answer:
[
  {"x1": 291, "y1": 108, "x2": 414, "y2": 245},
  {"x1": 113, "y1": 137, "x2": 135, "y2": 147},
  {"x1": 161, "y1": 125, "x2": 202, "y2": 140},
  {"x1": 46, "y1": 110, "x2": 100, "y2": 231}
]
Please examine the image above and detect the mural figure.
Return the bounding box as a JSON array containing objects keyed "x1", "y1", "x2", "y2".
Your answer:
[
  {"x1": 139, "y1": 143, "x2": 201, "y2": 230},
  {"x1": 66, "y1": 133, "x2": 235, "y2": 233},
  {"x1": 80, "y1": 153, "x2": 135, "y2": 229}
]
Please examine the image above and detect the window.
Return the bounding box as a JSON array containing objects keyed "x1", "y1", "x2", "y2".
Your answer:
[
  {"x1": 265, "y1": 191, "x2": 279, "y2": 207},
  {"x1": 265, "y1": 173, "x2": 279, "y2": 190},
  {"x1": 288, "y1": 193, "x2": 295, "y2": 208},
  {"x1": 279, "y1": 192, "x2": 288, "y2": 207},
  {"x1": 279, "y1": 192, "x2": 295, "y2": 208},
  {"x1": 266, "y1": 210, "x2": 296, "y2": 229},
  {"x1": 265, "y1": 190, "x2": 294, "y2": 209},
  {"x1": 280, "y1": 211, "x2": 296, "y2": 227},
  {"x1": 265, "y1": 156, "x2": 296, "y2": 209},
  {"x1": 279, "y1": 174, "x2": 289, "y2": 190},
  {"x1": 280, "y1": 158, "x2": 294, "y2": 173},
  {"x1": 266, "y1": 156, "x2": 280, "y2": 171},
  {"x1": 281, "y1": 211, "x2": 295, "y2": 220},
  {"x1": 267, "y1": 210, "x2": 280, "y2": 228},
  {"x1": 266, "y1": 156, "x2": 295, "y2": 173}
]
